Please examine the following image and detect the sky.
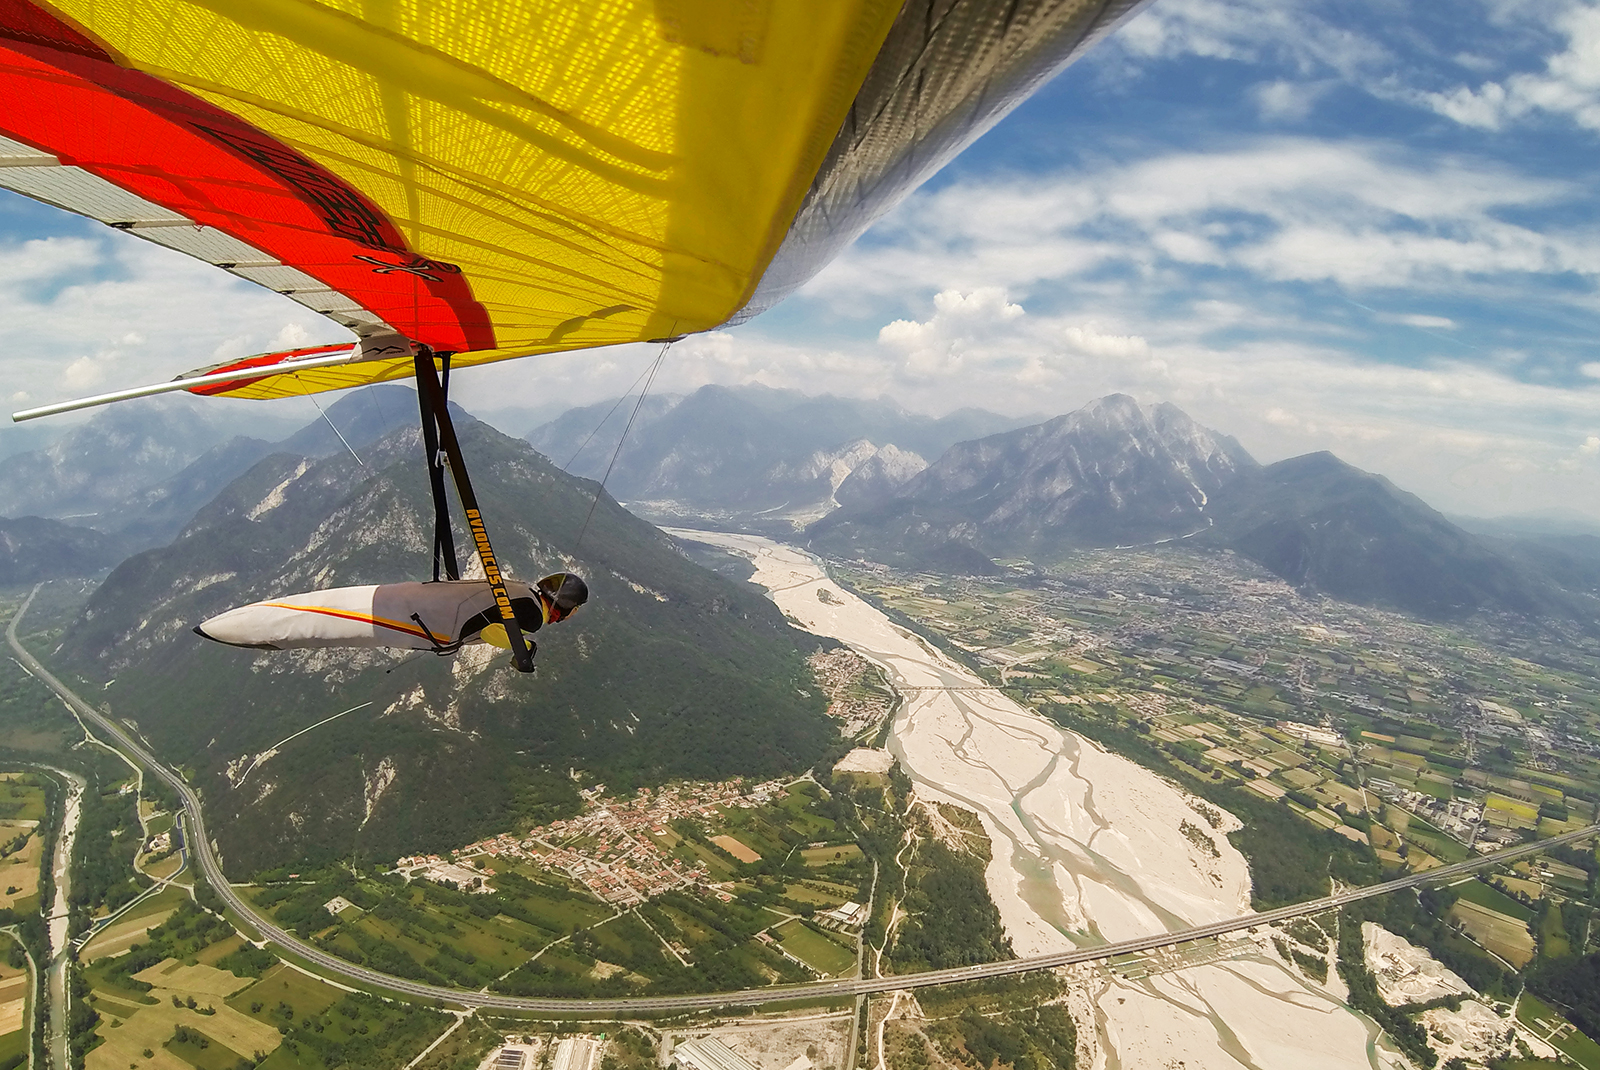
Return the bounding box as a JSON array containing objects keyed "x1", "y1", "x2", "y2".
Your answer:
[{"x1": 5, "y1": 0, "x2": 1600, "y2": 520}]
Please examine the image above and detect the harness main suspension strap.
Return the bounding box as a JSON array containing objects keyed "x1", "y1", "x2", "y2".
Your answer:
[
  {"x1": 413, "y1": 348, "x2": 536, "y2": 674},
  {"x1": 416, "y1": 353, "x2": 460, "y2": 582}
]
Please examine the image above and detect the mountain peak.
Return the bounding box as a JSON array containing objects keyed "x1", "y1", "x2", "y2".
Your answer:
[{"x1": 810, "y1": 395, "x2": 1255, "y2": 563}]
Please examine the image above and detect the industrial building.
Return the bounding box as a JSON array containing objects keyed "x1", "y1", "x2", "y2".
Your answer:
[{"x1": 673, "y1": 1037, "x2": 761, "y2": 1070}]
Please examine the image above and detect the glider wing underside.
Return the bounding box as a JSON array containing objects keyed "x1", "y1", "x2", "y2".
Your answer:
[{"x1": 0, "y1": 0, "x2": 1145, "y2": 403}]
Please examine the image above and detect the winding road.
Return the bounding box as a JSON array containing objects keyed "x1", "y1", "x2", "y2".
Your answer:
[{"x1": 7, "y1": 585, "x2": 1597, "y2": 1016}]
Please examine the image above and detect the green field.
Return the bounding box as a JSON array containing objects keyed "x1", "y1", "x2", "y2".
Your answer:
[
  {"x1": 1518, "y1": 992, "x2": 1600, "y2": 1070},
  {"x1": 0, "y1": 778, "x2": 46, "y2": 824},
  {"x1": 774, "y1": 919, "x2": 856, "y2": 977},
  {"x1": 1399, "y1": 817, "x2": 1470, "y2": 864},
  {"x1": 1538, "y1": 902, "x2": 1572, "y2": 958},
  {"x1": 1456, "y1": 877, "x2": 1535, "y2": 922},
  {"x1": 245, "y1": 866, "x2": 612, "y2": 989},
  {"x1": 801, "y1": 843, "x2": 862, "y2": 866}
]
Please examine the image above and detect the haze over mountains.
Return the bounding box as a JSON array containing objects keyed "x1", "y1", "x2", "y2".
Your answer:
[{"x1": 527, "y1": 384, "x2": 1034, "y2": 527}]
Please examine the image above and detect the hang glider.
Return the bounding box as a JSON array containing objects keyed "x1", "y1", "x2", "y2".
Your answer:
[
  {"x1": 3, "y1": 0, "x2": 1146, "y2": 417},
  {"x1": 194, "y1": 573, "x2": 589, "y2": 654},
  {"x1": 1, "y1": 0, "x2": 1148, "y2": 670}
]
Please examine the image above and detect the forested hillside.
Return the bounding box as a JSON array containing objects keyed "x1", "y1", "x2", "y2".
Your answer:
[{"x1": 53, "y1": 416, "x2": 837, "y2": 874}]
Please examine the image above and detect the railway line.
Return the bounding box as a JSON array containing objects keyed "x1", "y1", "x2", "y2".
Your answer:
[{"x1": 10, "y1": 586, "x2": 1596, "y2": 1015}]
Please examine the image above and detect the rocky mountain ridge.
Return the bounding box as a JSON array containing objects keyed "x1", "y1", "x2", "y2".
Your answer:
[
  {"x1": 528, "y1": 384, "x2": 1026, "y2": 529},
  {"x1": 809, "y1": 395, "x2": 1594, "y2": 624}
]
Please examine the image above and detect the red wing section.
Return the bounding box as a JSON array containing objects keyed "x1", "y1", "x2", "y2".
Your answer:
[{"x1": 0, "y1": 3, "x2": 493, "y2": 352}]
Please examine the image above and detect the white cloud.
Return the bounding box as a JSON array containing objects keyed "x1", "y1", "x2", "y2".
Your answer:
[
  {"x1": 1419, "y1": 2, "x2": 1600, "y2": 132},
  {"x1": 63, "y1": 355, "x2": 104, "y2": 391},
  {"x1": 271, "y1": 322, "x2": 311, "y2": 349},
  {"x1": 1063, "y1": 324, "x2": 1150, "y2": 358},
  {"x1": 808, "y1": 139, "x2": 1585, "y2": 303},
  {"x1": 0, "y1": 225, "x2": 339, "y2": 407},
  {"x1": 1252, "y1": 80, "x2": 1328, "y2": 122},
  {"x1": 1112, "y1": 0, "x2": 1391, "y2": 78},
  {"x1": 0, "y1": 236, "x2": 99, "y2": 287},
  {"x1": 1581, "y1": 362, "x2": 1600, "y2": 378},
  {"x1": 877, "y1": 288, "x2": 1025, "y2": 381},
  {"x1": 1581, "y1": 434, "x2": 1600, "y2": 454}
]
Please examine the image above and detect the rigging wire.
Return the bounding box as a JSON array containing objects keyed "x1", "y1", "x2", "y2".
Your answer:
[
  {"x1": 574, "y1": 339, "x2": 672, "y2": 551},
  {"x1": 563, "y1": 354, "x2": 665, "y2": 470},
  {"x1": 310, "y1": 394, "x2": 366, "y2": 469}
]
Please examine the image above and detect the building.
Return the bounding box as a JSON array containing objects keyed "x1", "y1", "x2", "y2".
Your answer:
[
  {"x1": 674, "y1": 1038, "x2": 760, "y2": 1070},
  {"x1": 494, "y1": 1048, "x2": 528, "y2": 1070},
  {"x1": 821, "y1": 901, "x2": 865, "y2": 927},
  {"x1": 552, "y1": 1037, "x2": 600, "y2": 1070}
]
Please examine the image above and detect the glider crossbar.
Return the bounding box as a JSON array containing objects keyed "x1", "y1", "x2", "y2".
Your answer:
[
  {"x1": 10, "y1": 346, "x2": 362, "y2": 422},
  {"x1": 413, "y1": 349, "x2": 535, "y2": 674}
]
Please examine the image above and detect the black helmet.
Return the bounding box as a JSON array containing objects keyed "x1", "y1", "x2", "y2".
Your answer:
[{"x1": 537, "y1": 573, "x2": 588, "y2": 620}]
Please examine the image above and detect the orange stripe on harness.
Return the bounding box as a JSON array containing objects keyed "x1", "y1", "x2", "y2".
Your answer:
[{"x1": 257, "y1": 603, "x2": 450, "y2": 643}]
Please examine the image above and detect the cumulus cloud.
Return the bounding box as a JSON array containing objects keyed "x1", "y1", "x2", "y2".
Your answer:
[
  {"x1": 1112, "y1": 0, "x2": 1391, "y2": 78},
  {"x1": 0, "y1": 227, "x2": 337, "y2": 406},
  {"x1": 877, "y1": 288, "x2": 1025, "y2": 381},
  {"x1": 63, "y1": 355, "x2": 103, "y2": 391},
  {"x1": 1063, "y1": 324, "x2": 1150, "y2": 358},
  {"x1": 1582, "y1": 435, "x2": 1600, "y2": 454}
]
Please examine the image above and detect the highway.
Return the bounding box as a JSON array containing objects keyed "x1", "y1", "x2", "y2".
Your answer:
[{"x1": 9, "y1": 587, "x2": 1598, "y2": 1015}]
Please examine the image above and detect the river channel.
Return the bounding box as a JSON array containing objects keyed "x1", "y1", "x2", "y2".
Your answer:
[{"x1": 673, "y1": 532, "x2": 1402, "y2": 1070}]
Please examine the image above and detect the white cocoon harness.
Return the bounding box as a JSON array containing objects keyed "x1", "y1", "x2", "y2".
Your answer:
[{"x1": 194, "y1": 580, "x2": 544, "y2": 652}]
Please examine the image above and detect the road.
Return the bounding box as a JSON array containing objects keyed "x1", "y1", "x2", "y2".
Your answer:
[
  {"x1": 8, "y1": 591, "x2": 89, "y2": 1070},
  {"x1": 8, "y1": 586, "x2": 1598, "y2": 1016}
]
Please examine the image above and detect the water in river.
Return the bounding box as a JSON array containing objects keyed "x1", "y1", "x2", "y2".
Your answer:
[{"x1": 673, "y1": 532, "x2": 1401, "y2": 1070}]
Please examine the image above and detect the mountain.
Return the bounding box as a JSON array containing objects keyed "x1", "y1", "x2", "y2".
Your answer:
[
  {"x1": 0, "y1": 386, "x2": 424, "y2": 557},
  {"x1": 810, "y1": 394, "x2": 1256, "y2": 565},
  {"x1": 527, "y1": 385, "x2": 1031, "y2": 525},
  {"x1": 526, "y1": 393, "x2": 684, "y2": 477},
  {"x1": 274, "y1": 384, "x2": 420, "y2": 459},
  {"x1": 0, "y1": 395, "x2": 302, "y2": 524},
  {"x1": 55, "y1": 415, "x2": 836, "y2": 875},
  {"x1": 834, "y1": 444, "x2": 927, "y2": 508},
  {"x1": 808, "y1": 395, "x2": 1589, "y2": 623},
  {"x1": 1203, "y1": 453, "x2": 1565, "y2": 620},
  {"x1": 0, "y1": 516, "x2": 126, "y2": 585}
]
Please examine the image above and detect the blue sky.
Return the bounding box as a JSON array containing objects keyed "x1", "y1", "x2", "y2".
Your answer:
[{"x1": 5, "y1": 0, "x2": 1600, "y2": 518}]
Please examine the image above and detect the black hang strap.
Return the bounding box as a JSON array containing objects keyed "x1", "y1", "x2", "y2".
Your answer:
[
  {"x1": 415, "y1": 351, "x2": 460, "y2": 582},
  {"x1": 413, "y1": 348, "x2": 536, "y2": 675}
]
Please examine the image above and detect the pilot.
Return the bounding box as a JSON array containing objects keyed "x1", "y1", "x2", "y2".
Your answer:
[{"x1": 458, "y1": 572, "x2": 589, "y2": 653}]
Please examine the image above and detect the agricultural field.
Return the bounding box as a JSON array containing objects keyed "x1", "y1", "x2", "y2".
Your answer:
[
  {"x1": 81, "y1": 884, "x2": 187, "y2": 961},
  {"x1": 834, "y1": 551, "x2": 1600, "y2": 882},
  {"x1": 241, "y1": 780, "x2": 871, "y2": 999},
  {"x1": 0, "y1": 776, "x2": 47, "y2": 913},
  {"x1": 241, "y1": 866, "x2": 612, "y2": 990},
  {"x1": 77, "y1": 894, "x2": 449, "y2": 1070},
  {"x1": 833, "y1": 551, "x2": 1600, "y2": 1067},
  {"x1": 0, "y1": 934, "x2": 29, "y2": 1070},
  {"x1": 1518, "y1": 993, "x2": 1600, "y2": 1070}
]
